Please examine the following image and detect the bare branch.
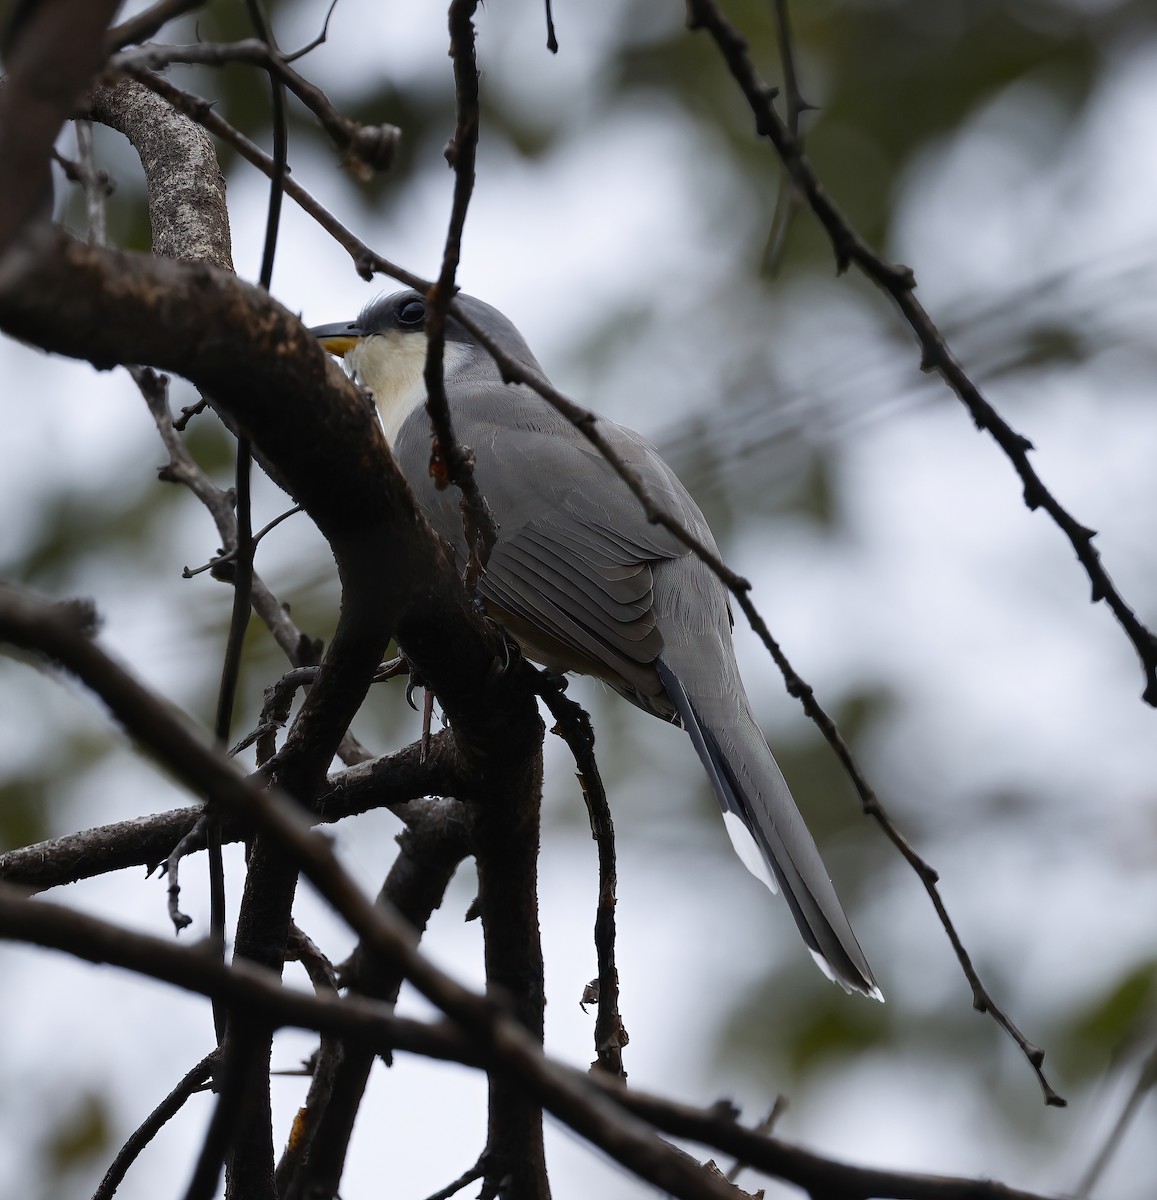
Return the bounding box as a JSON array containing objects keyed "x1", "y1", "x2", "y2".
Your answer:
[
  {"x1": 0, "y1": 593, "x2": 738, "y2": 1200},
  {"x1": 69, "y1": 119, "x2": 113, "y2": 245},
  {"x1": 105, "y1": 0, "x2": 208, "y2": 53},
  {"x1": 605, "y1": 1082, "x2": 1065, "y2": 1200},
  {"x1": 0, "y1": 739, "x2": 465, "y2": 894},
  {"x1": 1075, "y1": 1040, "x2": 1157, "y2": 1198},
  {"x1": 277, "y1": 796, "x2": 471, "y2": 1198},
  {"x1": 0, "y1": 883, "x2": 1065, "y2": 1200},
  {"x1": 87, "y1": 78, "x2": 234, "y2": 270}
]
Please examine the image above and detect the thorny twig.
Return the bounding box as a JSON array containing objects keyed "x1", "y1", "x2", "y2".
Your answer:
[
  {"x1": 683, "y1": 0, "x2": 1084, "y2": 1105},
  {"x1": 685, "y1": 0, "x2": 1157, "y2": 710},
  {"x1": 421, "y1": 0, "x2": 498, "y2": 593}
]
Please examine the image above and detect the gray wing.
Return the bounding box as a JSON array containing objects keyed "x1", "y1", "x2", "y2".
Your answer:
[{"x1": 392, "y1": 381, "x2": 709, "y2": 710}]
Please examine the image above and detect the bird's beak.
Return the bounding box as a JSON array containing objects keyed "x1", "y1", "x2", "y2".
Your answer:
[{"x1": 310, "y1": 320, "x2": 365, "y2": 357}]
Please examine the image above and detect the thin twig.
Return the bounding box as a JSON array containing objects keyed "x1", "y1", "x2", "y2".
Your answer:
[
  {"x1": 1075, "y1": 1040, "x2": 1157, "y2": 1198},
  {"x1": 69, "y1": 120, "x2": 113, "y2": 246},
  {"x1": 162, "y1": 815, "x2": 205, "y2": 932},
  {"x1": 761, "y1": 0, "x2": 808, "y2": 273},
  {"x1": 124, "y1": 66, "x2": 424, "y2": 286},
  {"x1": 420, "y1": 1157, "x2": 487, "y2": 1200},
  {"x1": 421, "y1": 0, "x2": 498, "y2": 592},
  {"x1": 182, "y1": 504, "x2": 302, "y2": 578},
  {"x1": 770, "y1": 0, "x2": 807, "y2": 133},
  {"x1": 110, "y1": 41, "x2": 399, "y2": 179},
  {"x1": 134, "y1": 365, "x2": 371, "y2": 767},
  {"x1": 92, "y1": 1051, "x2": 218, "y2": 1200},
  {"x1": 725, "y1": 1096, "x2": 786, "y2": 1184},
  {"x1": 105, "y1": 0, "x2": 206, "y2": 52},
  {"x1": 287, "y1": 920, "x2": 340, "y2": 994},
  {"x1": 284, "y1": 0, "x2": 340, "y2": 62}
]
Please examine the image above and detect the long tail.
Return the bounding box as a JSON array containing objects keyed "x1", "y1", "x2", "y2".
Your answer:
[{"x1": 655, "y1": 658, "x2": 881, "y2": 1000}]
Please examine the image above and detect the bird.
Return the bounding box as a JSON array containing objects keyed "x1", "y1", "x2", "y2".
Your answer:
[{"x1": 312, "y1": 290, "x2": 881, "y2": 1000}]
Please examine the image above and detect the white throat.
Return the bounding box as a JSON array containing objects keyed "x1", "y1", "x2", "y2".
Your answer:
[{"x1": 346, "y1": 331, "x2": 471, "y2": 446}]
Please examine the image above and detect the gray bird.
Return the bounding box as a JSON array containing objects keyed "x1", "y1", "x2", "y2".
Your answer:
[{"x1": 313, "y1": 290, "x2": 880, "y2": 999}]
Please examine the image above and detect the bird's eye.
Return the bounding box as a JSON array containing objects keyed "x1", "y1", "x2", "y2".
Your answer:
[{"x1": 397, "y1": 298, "x2": 426, "y2": 329}]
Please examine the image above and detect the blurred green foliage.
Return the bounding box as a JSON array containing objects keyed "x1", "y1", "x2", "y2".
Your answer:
[
  {"x1": 39, "y1": 1091, "x2": 113, "y2": 1200},
  {"x1": 1058, "y1": 960, "x2": 1157, "y2": 1081}
]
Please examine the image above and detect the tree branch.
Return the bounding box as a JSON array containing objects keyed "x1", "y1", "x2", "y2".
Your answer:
[
  {"x1": 105, "y1": 0, "x2": 207, "y2": 53},
  {"x1": 93, "y1": 1051, "x2": 218, "y2": 1200},
  {"x1": 278, "y1": 796, "x2": 472, "y2": 1198},
  {"x1": 0, "y1": 737, "x2": 464, "y2": 893},
  {"x1": 0, "y1": 881, "x2": 1064, "y2": 1200},
  {"x1": 110, "y1": 41, "x2": 399, "y2": 179},
  {"x1": 87, "y1": 78, "x2": 233, "y2": 270}
]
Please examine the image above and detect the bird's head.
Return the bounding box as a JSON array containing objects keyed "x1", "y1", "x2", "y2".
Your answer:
[{"x1": 312, "y1": 290, "x2": 543, "y2": 443}]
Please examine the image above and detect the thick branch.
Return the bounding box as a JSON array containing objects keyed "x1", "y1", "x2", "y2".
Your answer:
[{"x1": 88, "y1": 79, "x2": 233, "y2": 269}]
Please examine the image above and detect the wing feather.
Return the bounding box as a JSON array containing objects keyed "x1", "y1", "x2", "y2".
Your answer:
[{"x1": 392, "y1": 384, "x2": 708, "y2": 692}]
